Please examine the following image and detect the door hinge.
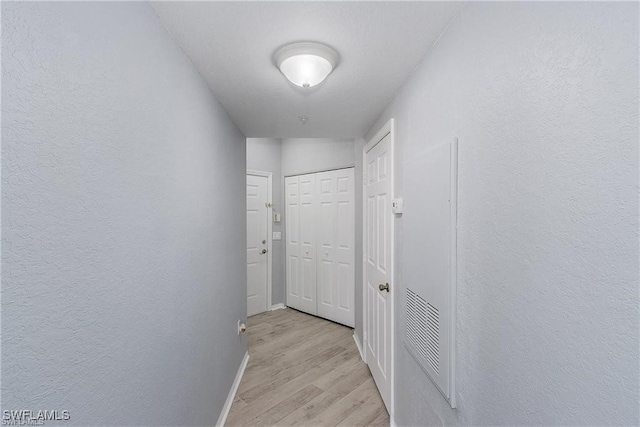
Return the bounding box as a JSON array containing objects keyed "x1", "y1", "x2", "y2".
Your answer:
[{"x1": 265, "y1": 202, "x2": 273, "y2": 208}]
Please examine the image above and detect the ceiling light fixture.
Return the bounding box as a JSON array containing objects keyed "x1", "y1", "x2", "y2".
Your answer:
[{"x1": 275, "y1": 42, "x2": 339, "y2": 88}]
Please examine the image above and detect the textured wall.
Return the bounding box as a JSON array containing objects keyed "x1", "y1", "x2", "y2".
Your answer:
[
  {"x1": 246, "y1": 138, "x2": 285, "y2": 306},
  {"x1": 2, "y1": 2, "x2": 247, "y2": 425},
  {"x1": 281, "y1": 138, "x2": 354, "y2": 177},
  {"x1": 366, "y1": 2, "x2": 639, "y2": 426}
]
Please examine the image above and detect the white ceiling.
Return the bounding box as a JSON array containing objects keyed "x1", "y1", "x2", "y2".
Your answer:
[{"x1": 151, "y1": 1, "x2": 463, "y2": 138}]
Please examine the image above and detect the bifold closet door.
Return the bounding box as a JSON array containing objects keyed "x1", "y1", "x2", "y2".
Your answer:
[
  {"x1": 285, "y1": 174, "x2": 317, "y2": 315},
  {"x1": 316, "y1": 169, "x2": 355, "y2": 327},
  {"x1": 286, "y1": 168, "x2": 355, "y2": 327}
]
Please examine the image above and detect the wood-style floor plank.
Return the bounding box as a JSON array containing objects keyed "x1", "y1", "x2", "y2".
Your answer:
[{"x1": 226, "y1": 308, "x2": 389, "y2": 427}]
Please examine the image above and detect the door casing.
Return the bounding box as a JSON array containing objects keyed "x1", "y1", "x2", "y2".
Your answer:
[{"x1": 247, "y1": 170, "x2": 272, "y2": 313}]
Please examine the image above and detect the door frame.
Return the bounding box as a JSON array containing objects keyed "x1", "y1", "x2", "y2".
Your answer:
[
  {"x1": 247, "y1": 170, "x2": 273, "y2": 312},
  {"x1": 362, "y1": 118, "x2": 395, "y2": 418}
]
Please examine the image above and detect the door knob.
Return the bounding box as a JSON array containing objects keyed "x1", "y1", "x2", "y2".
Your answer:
[
  {"x1": 261, "y1": 249, "x2": 268, "y2": 254},
  {"x1": 379, "y1": 283, "x2": 390, "y2": 292}
]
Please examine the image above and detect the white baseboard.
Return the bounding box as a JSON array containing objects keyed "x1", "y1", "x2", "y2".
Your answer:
[
  {"x1": 215, "y1": 351, "x2": 249, "y2": 427},
  {"x1": 353, "y1": 331, "x2": 364, "y2": 361},
  {"x1": 270, "y1": 303, "x2": 285, "y2": 311}
]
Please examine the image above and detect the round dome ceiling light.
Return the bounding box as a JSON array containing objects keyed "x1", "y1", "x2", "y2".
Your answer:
[{"x1": 275, "y1": 42, "x2": 339, "y2": 88}]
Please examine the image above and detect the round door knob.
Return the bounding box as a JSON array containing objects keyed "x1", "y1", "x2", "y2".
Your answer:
[
  {"x1": 261, "y1": 249, "x2": 267, "y2": 254},
  {"x1": 379, "y1": 283, "x2": 390, "y2": 292}
]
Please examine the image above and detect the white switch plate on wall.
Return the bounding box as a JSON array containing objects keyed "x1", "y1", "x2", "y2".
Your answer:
[
  {"x1": 272, "y1": 231, "x2": 281, "y2": 240},
  {"x1": 392, "y1": 198, "x2": 404, "y2": 214}
]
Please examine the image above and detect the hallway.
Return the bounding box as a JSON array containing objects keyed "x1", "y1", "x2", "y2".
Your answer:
[
  {"x1": 226, "y1": 309, "x2": 388, "y2": 426},
  {"x1": 2, "y1": 2, "x2": 638, "y2": 426}
]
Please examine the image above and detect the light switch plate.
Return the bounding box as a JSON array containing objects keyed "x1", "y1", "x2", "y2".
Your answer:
[
  {"x1": 392, "y1": 198, "x2": 404, "y2": 214},
  {"x1": 272, "y1": 231, "x2": 282, "y2": 240}
]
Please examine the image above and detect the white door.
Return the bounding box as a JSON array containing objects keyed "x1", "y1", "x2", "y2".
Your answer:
[
  {"x1": 364, "y1": 131, "x2": 393, "y2": 411},
  {"x1": 285, "y1": 175, "x2": 317, "y2": 314},
  {"x1": 299, "y1": 174, "x2": 318, "y2": 314},
  {"x1": 246, "y1": 174, "x2": 269, "y2": 317},
  {"x1": 286, "y1": 169, "x2": 355, "y2": 325},
  {"x1": 285, "y1": 176, "x2": 302, "y2": 310},
  {"x1": 317, "y1": 169, "x2": 355, "y2": 327}
]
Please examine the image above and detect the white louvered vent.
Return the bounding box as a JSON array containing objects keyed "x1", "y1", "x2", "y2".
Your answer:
[{"x1": 406, "y1": 288, "x2": 440, "y2": 374}]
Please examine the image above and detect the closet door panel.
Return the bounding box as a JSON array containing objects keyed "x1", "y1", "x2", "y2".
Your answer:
[
  {"x1": 298, "y1": 173, "x2": 317, "y2": 315},
  {"x1": 317, "y1": 169, "x2": 355, "y2": 327},
  {"x1": 317, "y1": 172, "x2": 336, "y2": 312},
  {"x1": 286, "y1": 168, "x2": 353, "y2": 325},
  {"x1": 335, "y1": 168, "x2": 355, "y2": 327},
  {"x1": 336, "y1": 173, "x2": 354, "y2": 316},
  {"x1": 285, "y1": 176, "x2": 302, "y2": 311}
]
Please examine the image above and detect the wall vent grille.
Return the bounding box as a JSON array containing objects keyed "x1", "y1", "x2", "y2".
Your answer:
[{"x1": 406, "y1": 288, "x2": 440, "y2": 374}]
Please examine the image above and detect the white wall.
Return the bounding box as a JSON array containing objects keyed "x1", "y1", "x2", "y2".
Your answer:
[
  {"x1": 366, "y1": 2, "x2": 639, "y2": 425},
  {"x1": 281, "y1": 138, "x2": 354, "y2": 177},
  {"x1": 247, "y1": 138, "x2": 285, "y2": 306},
  {"x1": 2, "y1": 3, "x2": 247, "y2": 425}
]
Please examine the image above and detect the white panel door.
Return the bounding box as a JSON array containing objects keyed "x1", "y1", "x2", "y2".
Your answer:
[
  {"x1": 298, "y1": 173, "x2": 318, "y2": 315},
  {"x1": 364, "y1": 133, "x2": 393, "y2": 411},
  {"x1": 246, "y1": 174, "x2": 269, "y2": 317},
  {"x1": 317, "y1": 169, "x2": 355, "y2": 327},
  {"x1": 285, "y1": 176, "x2": 302, "y2": 311}
]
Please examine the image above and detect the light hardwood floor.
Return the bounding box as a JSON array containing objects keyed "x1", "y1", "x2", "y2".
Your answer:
[{"x1": 226, "y1": 308, "x2": 389, "y2": 426}]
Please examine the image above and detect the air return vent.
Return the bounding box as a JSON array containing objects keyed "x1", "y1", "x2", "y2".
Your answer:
[{"x1": 406, "y1": 288, "x2": 440, "y2": 373}]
